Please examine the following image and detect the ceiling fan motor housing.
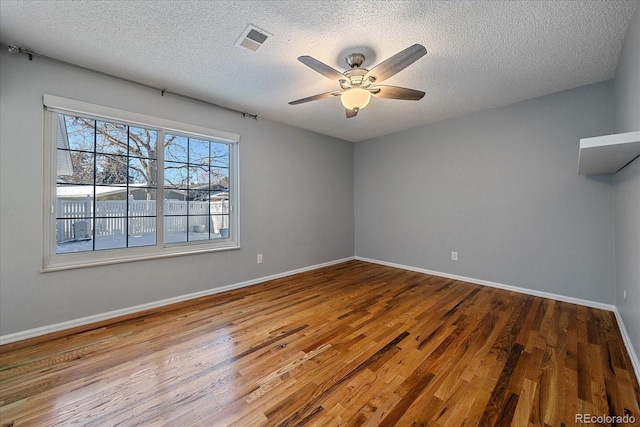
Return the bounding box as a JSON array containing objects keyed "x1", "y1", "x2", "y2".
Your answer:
[{"x1": 344, "y1": 68, "x2": 372, "y2": 88}]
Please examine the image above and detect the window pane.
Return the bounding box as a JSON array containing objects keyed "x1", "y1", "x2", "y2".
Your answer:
[
  {"x1": 56, "y1": 185, "x2": 93, "y2": 215},
  {"x1": 164, "y1": 189, "x2": 186, "y2": 202},
  {"x1": 188, "y1": 188, "x2": 209, "y2": 202},
  {"x1": 189, "y1": 138, "x2": 210, "y2": 166},
  {"x1": 209, "y1": 167, "x2": 229, "y2": 189},
  {"x1": 188, "y1": 199, "x2": 209, "y2": 216},
  {"x1": 163, "y1": 192, "x2": 189, "y2": 242},
  {"x1": 55, "y1": 183, "x2": 93, "y2": 253},
  {"x1": 56, "y1": 185, "x2": 94, "y2": 201},
  {"x1": 164, "y1": 214, "x2": 188, "y2": 243},
  {"x1": 214, "y1": 214, "x2": 230, "y2": 238},
  {"x1": 95, "y1": 121, "x2": 127, "y2": 155},
  {"x1": 164, "y1": 197, "x2": 187, "y2": 215},
  {"x1": 93, "y1": 190, "x2": 126, "y2": 250},
  {"x1": 129, "y1": 189, "x2": 156, "y2": 216},
  {"x1": 57, "y1": 151, "x2": 94, "y2": 184},
  {"x1": 64, "y1": 115, "x2": 95, "y2": 152},
  {"x1": 94, "y1": 217, "x2": 127, "y2": 250},
  {"x1": 129, "y1": 126, "x2": 157, "y2": 159},
  {"x1": 130, "y1": 187, "x2": 157, "y2": 202},
  {"x1": 211, "y1": 142, "x2": 230, "y2": 167},
  {"x1": 96, "y1": 154, "x2": 128, "y2": 185},
  {"x1": 164, "y1": 134, "x2": 188, "y2": 163},
  {"x1": 129, "y1": 157, "x2": 157, "y2": 186},
  {"x1": 128, "y1": 189, "x2": 156, "y2": 247},
  {"x1": 56, "y1": 218, "x2": 93, "y2": 253},
  {"x1": 128, "y1": 218, "x2": 156, "y2": 247},
  {"x1": 129, "y1": 188, "x2": 157, "y2": 246},
  {"x1": 164, "y1": 162, "x2": 188, "y2": 189},
  {"x1": 189, "y1": 216, "x2": 213, "y2": 240},
  {"x1": 95, "y1": 189, "x2": 126, "y2": 223},
  {"x1": 189, "y1": 165, "x2": 209, "y2": 187}
]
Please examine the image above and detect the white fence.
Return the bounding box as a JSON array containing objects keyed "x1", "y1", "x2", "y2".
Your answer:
[{"x1": 56, "y1": 198, "x2": 229, "y2": 241}]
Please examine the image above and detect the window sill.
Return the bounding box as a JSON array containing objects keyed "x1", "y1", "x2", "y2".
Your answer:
[{"x1": 41, "y1": 242, "x2": 241, "y2": 272}]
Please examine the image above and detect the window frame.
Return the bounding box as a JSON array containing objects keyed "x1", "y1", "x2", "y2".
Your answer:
[{"x1": 42, "y1": 95, "x2": 240, "y2": 271}]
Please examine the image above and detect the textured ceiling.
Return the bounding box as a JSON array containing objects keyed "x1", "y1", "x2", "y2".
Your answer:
[{"x1": 0, "y1": 1, "x2": 637, "y2": 142}]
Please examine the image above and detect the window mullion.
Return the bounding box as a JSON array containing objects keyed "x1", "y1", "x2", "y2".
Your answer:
[
  {"x1": 92, "y1": 120, "x2": 97, "y2": 251},
  {"x1": 126, "y1": 126, "x2": 130, "y2": 248},
  {"x1": 157, "y1": 129, "x2": 165, "y2": 248}
]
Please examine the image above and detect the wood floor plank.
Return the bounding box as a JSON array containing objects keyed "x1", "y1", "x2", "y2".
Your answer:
[{"x1": 1, "y1": 260, "x2": 638, "y2": 426}]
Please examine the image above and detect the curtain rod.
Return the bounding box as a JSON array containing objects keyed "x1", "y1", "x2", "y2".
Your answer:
[{"x1": 5, "y1": 44, "x2": 261, "y2": 121}]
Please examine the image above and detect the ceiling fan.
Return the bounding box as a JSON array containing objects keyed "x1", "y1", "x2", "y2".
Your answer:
[{"x1": 289, "y1": 44, "x2": 427, "y2": 118}]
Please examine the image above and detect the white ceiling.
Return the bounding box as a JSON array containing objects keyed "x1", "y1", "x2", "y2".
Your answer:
[{"x1": 0, "y1": 1, "x2": 637, "y2": 142}]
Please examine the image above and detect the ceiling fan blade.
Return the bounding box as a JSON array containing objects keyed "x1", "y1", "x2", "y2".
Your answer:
[
  {"x1": 289, "y1": 91, "x2": 341, "y2": 105},
  {"x1": 370, "y1": 85, "x2": 425, "y2": 100},
  {"x1": 298, "y1": 56, "x2": 345, "y2": 81},
  {"x1": 345, "y1": 108, "x2": 358, "y2": 118},
  {"x1": 364, "y1": 44, "x2": 427, "y2": 83}
]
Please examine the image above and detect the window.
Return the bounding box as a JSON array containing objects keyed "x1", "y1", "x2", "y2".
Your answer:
[
  {"x1": 55, "y1": 115, "x2": 159, "y2": 252},
  {"x1": 163, "y1": 133, "x2": 231, "y2": 244},
  {"x1": 44, "y1": 95, "x2": 239, "y2": 270}
]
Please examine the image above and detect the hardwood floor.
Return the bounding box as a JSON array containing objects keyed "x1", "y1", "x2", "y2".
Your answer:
[{"x1": 1, "y1": 260, "x2": 639, "y2": 426}]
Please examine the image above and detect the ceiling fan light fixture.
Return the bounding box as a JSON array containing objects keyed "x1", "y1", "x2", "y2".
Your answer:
[
  {"x1": 340, "y1": 88, "x2": 371, "y2": 111},
  {"x1": 290, "y1": 44, "x2": 427, "y2": 117}
]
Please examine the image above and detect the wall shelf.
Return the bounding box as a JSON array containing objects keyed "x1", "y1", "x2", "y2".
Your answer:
[{"x1": 578, "y1": 131, "x2": 640, "y2": 175}]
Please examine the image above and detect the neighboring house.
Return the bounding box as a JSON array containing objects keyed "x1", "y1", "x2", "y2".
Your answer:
[
  {"x1": 56, "y1": 185, "x2": 227, "y2": 202},
  {"x1": 56, "y1": 115, "x2": 73, "y2": 176},
  {"x1": 55, "y1": 185, "x2": 187, "y2": 201},
  {"x1": 188, "y1": 183, "x2": 229, "y2": 201}
]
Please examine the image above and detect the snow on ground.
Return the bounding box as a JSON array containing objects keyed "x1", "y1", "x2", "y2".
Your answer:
[{"x1": 56, "y1": 231, "x2": 222, "y2": 253}]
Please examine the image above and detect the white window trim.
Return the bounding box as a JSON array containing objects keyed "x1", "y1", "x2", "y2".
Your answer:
[{"x1": 42, "y1": 95, "x2": 240, "y2": 272}]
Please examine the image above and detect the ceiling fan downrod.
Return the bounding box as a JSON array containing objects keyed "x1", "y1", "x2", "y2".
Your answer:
[{"x1": 346, "y1": 53, "x2": 365, "y2": 69}]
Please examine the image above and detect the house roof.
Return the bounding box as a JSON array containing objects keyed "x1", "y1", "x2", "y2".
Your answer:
[
  {"x1": 56, "y1": 185, "x2": 226, "y2": 199},
  {"x1": 56, "y1": 185, "x2": 162, "y2": 198}
]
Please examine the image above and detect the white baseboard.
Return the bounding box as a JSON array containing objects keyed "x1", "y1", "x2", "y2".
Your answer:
[
  {"x1": 0, "y1": 257, "x2": 355, "y2": 345},
  {"x1": 612, "y1": 308, "x2": 640, "y2": 386},
  {"x1": 355, "y1": 256, "x2": 616, "y2": 310},
  {"x1": 355, "y1": 256, "x2": 640, "y2": 384}
]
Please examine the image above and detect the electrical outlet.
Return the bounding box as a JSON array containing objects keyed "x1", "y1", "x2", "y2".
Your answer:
[
  {"x1": 257, "y1": 254, "x2": 263, "y2": 264},
  {"x1": 451, "y1": 251, "x2": 458, "y2": 261}
]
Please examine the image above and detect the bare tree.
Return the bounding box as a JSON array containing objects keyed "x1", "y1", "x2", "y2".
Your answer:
[{"x1": 60, "y1": 115, "x2": 229, "y2": 201}]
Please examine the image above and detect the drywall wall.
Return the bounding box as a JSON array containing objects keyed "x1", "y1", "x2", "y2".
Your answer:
[
  {"x1": 613, "y1": 3, "x2": 640, "y2": 366},
  {"x1": 355, "y1": 81, "x2": 615, "y2": 303},
  {"x1": 614, "y1": 2, "x2": 640, "y2": 134},
  {"x1": 613, "y1": 160, "x2": 640, "y2": 364},
  {"x1": 0, "y1": 49, "x2": 354, "y2": 337}
]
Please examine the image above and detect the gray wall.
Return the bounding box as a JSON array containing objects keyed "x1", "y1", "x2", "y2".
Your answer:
[
  {"x1": 355, "y1": 81, "x2": 615, "y2": 303},
  {"x1": 613, "y1": 4, "x2": 640, "y2": 364},
  {"x1": 0, "y1": 49, "x2": 354, "y2": 337},
  {"x1": 614, "y1": 3, "x2": 640, "y2": 134}
]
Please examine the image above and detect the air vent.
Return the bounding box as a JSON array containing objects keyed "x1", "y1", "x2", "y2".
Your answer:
[{"x1": 236, "y1": 25, "x2": 271, "y2": 52}]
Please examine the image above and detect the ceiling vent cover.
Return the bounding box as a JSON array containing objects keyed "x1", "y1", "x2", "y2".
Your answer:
[{"x1": 236, "y1": 25, "x2": 271, "y2": 52}]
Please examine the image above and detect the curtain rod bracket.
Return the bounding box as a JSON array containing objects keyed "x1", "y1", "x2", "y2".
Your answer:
[{"x1": 8, "y1": 45, "x2": 33, "y2": 60}]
